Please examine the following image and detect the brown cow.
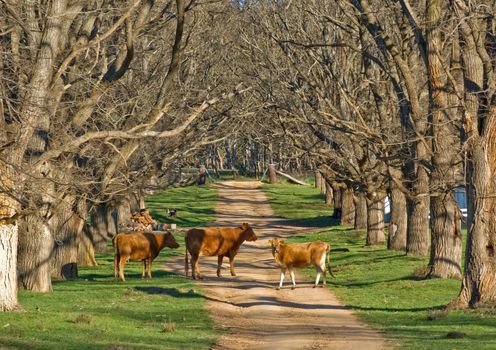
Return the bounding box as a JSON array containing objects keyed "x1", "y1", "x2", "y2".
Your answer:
[
  {"x1": 185, "y1": 223, "x2": 257, "y2": 279},
  {"x1": 113, "y1": 231, "x2": 179, "y2": 281},
  {"x1": 268, "y1": 238, "x2": 334, "y2": 290}
]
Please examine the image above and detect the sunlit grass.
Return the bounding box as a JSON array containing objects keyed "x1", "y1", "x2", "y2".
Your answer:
[{"x1": 146, "y1": 185, "x2": 218, "y2": 228}]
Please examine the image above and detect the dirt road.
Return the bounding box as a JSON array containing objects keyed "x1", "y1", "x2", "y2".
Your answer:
[{"x1": 168, "y1": 181, "x2": 386, "y2": 350}]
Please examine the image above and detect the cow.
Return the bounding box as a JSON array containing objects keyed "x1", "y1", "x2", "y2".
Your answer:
[
  {"x1": 113, "y1": 231, "x2": 180, "y2": 281},
  {"x1": 268, "y1": 238, "x2": 334, "y2": 290},
  {"x1": 184, "y1": 223, "x2": 257, "y2": 280}
]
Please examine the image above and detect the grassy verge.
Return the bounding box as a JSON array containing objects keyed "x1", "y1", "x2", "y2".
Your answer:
[
  {"x1": 263, "y1": 181, "x2": 496, "y2": 350},
  {"x1": 0, "y1": 185, "x2": 218, "y2": 350},
  {"x1": 146, "y1": 185, "x2": 218, "y2": 228}
]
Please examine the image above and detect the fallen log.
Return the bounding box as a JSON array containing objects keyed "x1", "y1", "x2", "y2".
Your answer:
[{"x1": 275, "y1": 170, "x2": 309, "y2": 186}]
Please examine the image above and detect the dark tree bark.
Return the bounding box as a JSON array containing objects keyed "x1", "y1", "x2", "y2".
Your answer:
[
  {"x1": 331, "y1": 182, "x2": 343, "y2": 219},
  {"x1": 354, "y1": 193, "x2": 367, "y2": 229},
  {"x1": 325, "y1": 180, "x2": 333, "y2": 205},
  {"x1": 51, "y1": 200, "x2": 84, "y2": 279},
  {"x1": 341, "y1": 188, "x2": 355, "y2": 226},
  {"x1": 406, "y1": 194, "x2": 430, "y2": 256}
]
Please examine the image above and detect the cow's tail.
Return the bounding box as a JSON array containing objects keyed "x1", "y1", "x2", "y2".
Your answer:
[
  {"x1": 184, "y1": 233, "x2": 189, "y2": 277},
  {"x1": 326, "y1": 244, "x2": 335, "y2": 278},
  {"x1": 112, "y1": 234, "x2": 119, "y2": 279}
]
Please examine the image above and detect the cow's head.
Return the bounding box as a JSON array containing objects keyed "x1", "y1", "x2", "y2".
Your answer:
[
  {"x1": 268, "y1": 238, "x2": 284, "y2": 255},
  {"x1": 164, "y1": 232, "x2": 180, "y2": 249},
  {"x1": 241, "y1": 222, "x2": 257, "y2": 241}
]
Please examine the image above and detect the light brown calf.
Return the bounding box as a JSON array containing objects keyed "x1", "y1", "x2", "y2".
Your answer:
[
  {"x1": 185, "y1": 223, "x2": 257, "y2": 279},
  {"x1": 113, "y1": 231, "x2": 179, "y2": 281},
  {"x1": 268, "y1": 238, "x2": 334, "y2": 290}
]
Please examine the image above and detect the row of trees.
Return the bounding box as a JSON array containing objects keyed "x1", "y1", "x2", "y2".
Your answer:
[
  {"x1": 1, "y1": 0, "x2": 495, "y2": 312},
  {"x1": 0, "y1": 0, "x2": 251, "y2": 310},
  {"x1": 227, "y1": 0, "x2": 495, "y2": 308}
]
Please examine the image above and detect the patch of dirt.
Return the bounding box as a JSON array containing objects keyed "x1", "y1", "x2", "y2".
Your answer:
[{"x1": 166, "y1": 181, "x2": 387, "y2": 349}]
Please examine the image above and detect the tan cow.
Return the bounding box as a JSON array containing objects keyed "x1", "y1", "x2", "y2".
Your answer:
[
  {"x1": 184, "y1": 223, "x2": 257, "y2": 279},
  {"x1": 113, "y1": 231, "x2": 179, "y2": 281},
  {"x1": 268, "y1": 238, "x2": 334, "y2": 290}
]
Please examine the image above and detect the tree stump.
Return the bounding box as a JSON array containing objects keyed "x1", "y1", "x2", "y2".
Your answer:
[{"x1": 268, "y1": 164, "x2": 277, "y2": 184}]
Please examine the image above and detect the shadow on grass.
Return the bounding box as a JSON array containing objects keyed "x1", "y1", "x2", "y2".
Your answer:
[
  {"x1": 134, "y1": 286, "x2": 201, "y2": 298},
  {"x1": 347, "y1": 303, "x2": 447, "y2": 313},
  {"x1": 280, "y1": 216, "x2": 340, "y2": 228},
  {"x1": 332, "y1": 275, "x2": 424, "y2": 288}
]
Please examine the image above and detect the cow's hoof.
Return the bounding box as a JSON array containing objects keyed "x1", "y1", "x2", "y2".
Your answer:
[
  {"x1": 291, "y1": 286, "x2": 296, "y2": 290},
  {"x1": 276, "y1": 287, "x2": 280, "y2": 290},
  {"x1": 312, "y1": 285, "x2": 317, "y2": 288}
]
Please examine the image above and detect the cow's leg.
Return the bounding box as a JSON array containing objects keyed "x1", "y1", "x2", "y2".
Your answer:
[
  {"x1": 217, "y1": 256, "x2": 224, "y2": 277},
  {"x1": 147, "y1": 257, "x2": 152, "y2": 278},
  {"x1": 119, "y1": 257, "x2": 128, "y2": 282},
  {"x1": 314, "y1": 267, "x2": 322, "y2": 288},
  {"x1": 141, "y1": 259, "x2": 146, "y2": 278},
  {"x1": 276, "y1": 268, "x2": 286, "y2": 290},
  {"x1": 321, "y1": 259, "x2": 327, "y2": 287},
  {"x1": 290, "y1": 270, "x2": 296, "y2": 290},
  {"x1": 185, "y1": 249, "x2": 189, "y2": 277},
  {"x1": 191, "y1": 254, "x2": 197, "y2": 279},
  {"x1": 192, "y1": 255, "x2": 202, "y2": 280},
  {"x1": 114, "y1": 254, "x2": 119, "y2": 279},
  {"x1": 229, "y1": 251, "x2": 236, "y2": 276}
]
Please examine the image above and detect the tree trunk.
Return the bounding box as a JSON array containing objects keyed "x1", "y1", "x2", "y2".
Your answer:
[
  {"x1": 17, "y1": 215, "x2": 54, "y2": 292},
  {"x1": 425, "y1": 0, "x2": 462, "y2": 278},
  {"x1": 325, "y1": 181, "x2": 333, "y2": 205},
  {"x1": 117, "y1": 198, "x2": 132, "y2": 228},
  {"x1": 341, "y1": 188, "x2": 355, "y2": 226},
  {"x1": 314, "y1": 170, "x2": 323, "y2": 189},
  {"x1": 268, "y1": 164, "x2": 277, "y2": 184},
  {"x1": 354, "y1": 193, "x2": 368, "y2": 229},
  {"x1": 90, "y1": 204, "x2": 116, "y2": 253},
  {"x1": 451, "y1": 5, "x2": 496, "y2": 307},
  {"x1": 428, "y1": 192, "x2": 462, "y2": 278},
  {"x1": 51, "y1": 201, "x2": 84, "y2": 280},
  {"x1": 77, "y1": 224, "x2": 97, "y2": 267},
  {"x1": 319, "y1": 174, "x2": 326, "y2": 195},
  {"x1": 388, "y1": 186, "x2": 407, "y2": 251},
  {"x1": 331, "y1": 182, "x2": 343, "y2": 219},
  {"x1": 406, "y1": 192, "x2": 430, "y2": 256},
  {"x1": 456, "y1": 138, "x2": 496, "y2": 307},
  {"x1": 0, "y1": 163, "x2": 19, "y2": 310},
  {"x1": 0, "y1": 222, "x2": 18, "y2": 310},
  {"x1": 366, "y1": 193, "x2": 386, "y2": 245}
]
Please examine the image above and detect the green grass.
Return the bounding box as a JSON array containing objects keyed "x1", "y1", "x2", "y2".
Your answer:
[
  {"x1": 0, "y1": 246, "x2": 216, "y2": 350},
  {"x1": 263, "y1": 181, "x2": 496, "y2": 350},
  {"x1": 0, "y1": 185, "x2": 219, "y2": 350},
  {"x1": 262, "y1": 181, "x2": 337, "y2": 227},
  {"x1": 146, "y1": 185, "x2": 218, "y2": 228}
]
